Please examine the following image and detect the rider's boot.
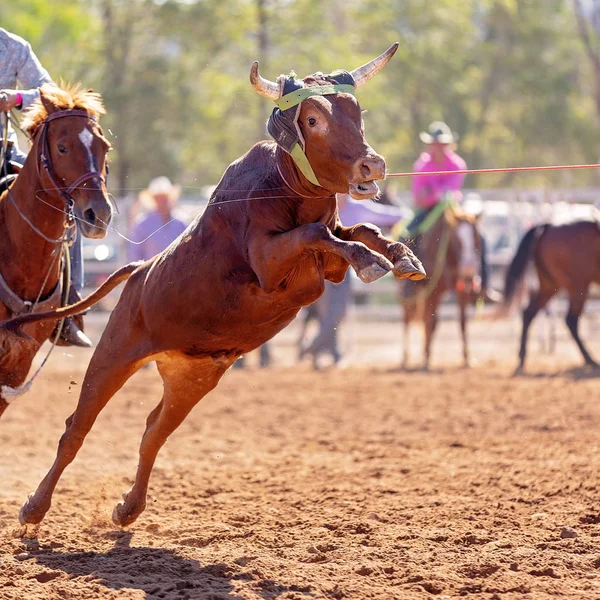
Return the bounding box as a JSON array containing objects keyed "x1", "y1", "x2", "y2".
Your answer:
[{"x1": 53, "y1": 286, "x2": 93, "y2": 348}]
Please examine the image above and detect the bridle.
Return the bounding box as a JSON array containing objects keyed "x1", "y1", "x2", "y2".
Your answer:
[
  {"x1": 5, "y1": 108, "x2": 107, "y2": 245},
  {"x1": 38, "y1": 108, "x2": 106, "y2": 211}
]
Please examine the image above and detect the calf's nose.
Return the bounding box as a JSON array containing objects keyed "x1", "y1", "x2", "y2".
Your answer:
[{"x1": 359, "y1": 155, "x2": 386, "y2": 180}]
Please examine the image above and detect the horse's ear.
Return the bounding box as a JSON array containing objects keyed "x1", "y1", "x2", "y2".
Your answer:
[{"x1": 39, "y1": 87, "x2": 58, "y2": 115}]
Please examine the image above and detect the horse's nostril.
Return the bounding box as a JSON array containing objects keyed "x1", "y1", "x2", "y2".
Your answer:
[{"x1": 84, "y1": 209, "x2": 96, "y2": 225}]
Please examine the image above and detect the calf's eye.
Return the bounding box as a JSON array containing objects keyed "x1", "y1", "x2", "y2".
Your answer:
[{"x1": 307, "y1": 117, "x2": 317, "y2": 127}]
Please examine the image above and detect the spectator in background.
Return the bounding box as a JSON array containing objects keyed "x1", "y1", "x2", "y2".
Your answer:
[
  {"x1": 298, "y1": 193, "x2": 411, "y2": 369},
  {"x1": 128, "y1": 176, "x2": 187, "y2": 262}
]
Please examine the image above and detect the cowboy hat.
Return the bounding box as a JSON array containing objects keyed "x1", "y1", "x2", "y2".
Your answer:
[
  {"x1": 138, "y1": 176, "x2": 181, "y2": 209},
  {"x1": 419, "y1": 121, "x2": 458, "y2": 144},
  {"x1": 146, "y1": 176, "x2": 181, "y2": 198}
]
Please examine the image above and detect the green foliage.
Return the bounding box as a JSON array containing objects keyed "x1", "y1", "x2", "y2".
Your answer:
[{"x1": 3, "y1": 0, "x2": 600, "y2": 192}]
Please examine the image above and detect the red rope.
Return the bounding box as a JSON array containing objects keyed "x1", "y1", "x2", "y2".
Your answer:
[{"x1": 386, "y1": 163, "x2": 600, "y2": 178}]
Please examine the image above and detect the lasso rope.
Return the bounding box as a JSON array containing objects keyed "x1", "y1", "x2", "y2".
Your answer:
[{"x1": 387, "y1": 163, "x2": 600, "y2": 178}]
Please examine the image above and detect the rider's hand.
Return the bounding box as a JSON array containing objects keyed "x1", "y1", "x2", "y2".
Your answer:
[{"x1": 0, "y1": 90, "x2": 21, "y2": 112}]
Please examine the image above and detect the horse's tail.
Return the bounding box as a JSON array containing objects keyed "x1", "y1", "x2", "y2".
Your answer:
[
  {"x1": 498, "y1": 224, "x2": 548, "y2": 315},
  {"x1": 0, "y1": 261, "x2": 144, "y2": 337}
]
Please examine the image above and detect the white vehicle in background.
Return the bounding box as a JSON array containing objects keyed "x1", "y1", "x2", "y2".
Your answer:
[{"x1": 82, "y1": 187, "x2": 213, "y2": 310}]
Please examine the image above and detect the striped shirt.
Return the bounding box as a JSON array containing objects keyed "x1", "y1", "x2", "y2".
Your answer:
[{"x1": 0, "y1": 28, "x2": 53, "y2": 150}]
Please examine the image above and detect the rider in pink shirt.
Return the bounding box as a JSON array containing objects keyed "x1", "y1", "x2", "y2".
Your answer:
[
  {"x1": 411, "y1": 121, "x2": 466, "y2": 210},
  {"x1": 407, "y1": 121, "x2": 500, "y2": 303}
]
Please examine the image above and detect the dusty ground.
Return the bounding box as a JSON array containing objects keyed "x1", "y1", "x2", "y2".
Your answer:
[{"x1": 1, "y1": 313, "x2": 600, "y2": 599}]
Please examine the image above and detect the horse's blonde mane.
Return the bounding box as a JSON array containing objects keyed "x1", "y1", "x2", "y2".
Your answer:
[{"x1": 22, "y1": 83, "x2": 105, "y2": 135}]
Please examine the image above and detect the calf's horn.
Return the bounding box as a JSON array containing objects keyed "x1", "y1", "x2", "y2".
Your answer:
[
  {"x1": 350, "y1": 43, "x2": 399, "y2": 89},
  {"x1": 250, "y1": 62, "x2": 280, "y2": 100}
]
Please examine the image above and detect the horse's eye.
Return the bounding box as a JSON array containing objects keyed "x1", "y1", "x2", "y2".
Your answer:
[
  {"x1": 307, "y1": 117, "x2": 317, "y2": 127},
  {"x1": 57, "y1": 144, "x2": 68, "y2": 155}
]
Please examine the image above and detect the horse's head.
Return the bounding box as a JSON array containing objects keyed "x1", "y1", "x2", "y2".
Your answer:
[
  {"x1": 250, "y1": 44, "x2": 398, "y2": 199},
  {"x1": 24, "y1": 85, "x2": 113, "y2": 239}
]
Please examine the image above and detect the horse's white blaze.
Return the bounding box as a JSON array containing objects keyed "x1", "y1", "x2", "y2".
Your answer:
[
  {"x1": 78, "y1": 127, "x2": 96, "y2": 170},
  {"x1": 456, "y1": 221, "x2": 478, "y2": 276}
]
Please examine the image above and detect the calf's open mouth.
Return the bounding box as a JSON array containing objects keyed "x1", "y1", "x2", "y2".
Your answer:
[{"x1": 349, "y1": 180, "x2": 379, "y2": 199}]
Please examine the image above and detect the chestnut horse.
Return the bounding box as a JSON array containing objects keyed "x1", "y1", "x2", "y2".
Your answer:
[
  {"x1": 4, "y1": 45, "x2": 425, "y2": 528},
  {"x1": 400, "y1": 204, "x2": 483, "y2": 370},
  {"x1": 0, "y1": 85, "x2": 112, "y2": 417},
  {"x1": 501, "y1": 221, "x2": 600, "y2": 373}
]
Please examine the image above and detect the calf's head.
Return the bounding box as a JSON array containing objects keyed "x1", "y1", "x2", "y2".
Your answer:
[{"x1": 250, "y1": 44, "x2": 398, "y2": 200}]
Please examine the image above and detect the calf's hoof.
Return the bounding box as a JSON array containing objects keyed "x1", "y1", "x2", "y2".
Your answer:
[
  {"x1": 357, "y1": 263, "x2": 390, "y2": 283},
  {"x1": 19, "y1": 493, "x2": 48, "y2": 525},
  {"x1": 112, "y1": 494, "x2": 145, "y2": 527},
  {"x1": 393, "y1": 257, "x2": 426, "y2": 281}
]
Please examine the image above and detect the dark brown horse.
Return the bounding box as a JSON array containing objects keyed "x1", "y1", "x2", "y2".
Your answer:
[
  {"x1": 4, "y1": 45, "x2": 425, "y2": 529},
  {"x1": 501, "y1": 221, "x2": 600, "y2": 373},
  {"x1": 400, "y1": 204, "x2": 484, "y2": 370},
  {"x1": 0, "y1": 85, "x2": 112, "y2": 417}
]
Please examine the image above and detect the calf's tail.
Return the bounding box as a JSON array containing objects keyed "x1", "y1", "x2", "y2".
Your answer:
[{"x1": 0, "y1": 261, "x2": 144, "y2": 337}]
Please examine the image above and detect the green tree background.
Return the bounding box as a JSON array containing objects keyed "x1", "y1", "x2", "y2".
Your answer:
[{"x1": 1, "y1": 0, "x2": 599, "y2": 194}]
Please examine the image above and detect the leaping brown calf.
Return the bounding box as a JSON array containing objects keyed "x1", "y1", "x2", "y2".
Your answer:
[{"x1": 7, "y1": 44, "x2": 425, "y2": 528}]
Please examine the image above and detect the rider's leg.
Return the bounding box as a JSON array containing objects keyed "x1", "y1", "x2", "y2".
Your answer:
[
  {"x1": 479, "y1": 234, "x2": 502, "y2": 303},
  {"x1": 55, "y1": 229, "x2": 93, "y2": 348},
  {"x1": 69, "y1": 229, "x2": 84, "y2": 291}
]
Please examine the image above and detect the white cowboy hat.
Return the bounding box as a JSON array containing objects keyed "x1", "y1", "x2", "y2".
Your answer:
[
  {"x1": 419, "y1": 121, "x2": 458, "y2": 145},
  {"x1": 146, "y1": 176, "x2": 181, "y2": 198},
  {"x1": 138, "y1": 176, "x2": 181, "y2": 209}
]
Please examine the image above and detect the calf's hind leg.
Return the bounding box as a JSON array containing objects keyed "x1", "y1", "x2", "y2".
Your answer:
[
  {"x1": 19, "y1": 306, "x2": 150, "y2": 526},
  {"x1": 112, "y1": 353, "x2": 231, "y2": 527}
]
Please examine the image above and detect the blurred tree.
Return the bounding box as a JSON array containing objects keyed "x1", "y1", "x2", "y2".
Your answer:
[{"x1": 1, "y1": 0, "x2": 600, "y2": 194}]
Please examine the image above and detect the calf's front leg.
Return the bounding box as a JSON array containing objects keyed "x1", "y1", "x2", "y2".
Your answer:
[
  {"x1": 248, "y1": 222, "x2": 422, "y2": 293},
  {"x1": 337, "y1": 223, "x2": 426, "y2": 281}
]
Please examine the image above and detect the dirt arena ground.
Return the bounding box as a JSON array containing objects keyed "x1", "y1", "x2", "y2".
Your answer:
[{"x1": 1, "y1": 310, "x2": 600, "y2": 599}]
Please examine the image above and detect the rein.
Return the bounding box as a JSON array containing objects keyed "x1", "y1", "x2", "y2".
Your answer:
[
  {"x1": 0, "y1": 108, "x2": 102, "y2": 315},
  {"x1": 0, "y1": 109, "x2": 100, "y2": 399},
  {"x1": 399, "y1": 205, "x2": 455, "y2": 308},
  {"x1": 401, "y1": 225, "x2": 451, "y2": 309}
]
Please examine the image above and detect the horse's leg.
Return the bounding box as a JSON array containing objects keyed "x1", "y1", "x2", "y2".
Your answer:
[
  {"x1": 113, "y1": 354, "x2": 230, "y2": 526},
  {"x1": 565, "y1": 287, "x2": 598, "y2": 367},
  {"x1": 19, "y1": 303, "x2": 149, "y2": 525},
  {"x1": 402, "y1": 305, "x2": 411, "y2": 369},
  {"x1": 423, "y1": 302, "x2": 438, "y2": 371},
  {"x1": 517, "y1": 281, "x2": 556, "y2": 374},
  {"x1": 458, "y1": 290, "x2": 470, "y2": 368},
  {"x1": 0, "y1": 360, "x2": 33, "y2": 418},
  {"x1": 0, "y1": 339, "x2": 46, "y2": 419}
]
